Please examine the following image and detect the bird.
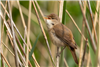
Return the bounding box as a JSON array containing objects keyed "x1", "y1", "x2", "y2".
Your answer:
[{"x1": 44, "y1": 13, "x2": 78, "y2": 64}]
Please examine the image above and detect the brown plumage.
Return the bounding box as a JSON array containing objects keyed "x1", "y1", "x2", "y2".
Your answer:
[{"x1": 45, "y1": 13, "x2": 78, "y2": 64}]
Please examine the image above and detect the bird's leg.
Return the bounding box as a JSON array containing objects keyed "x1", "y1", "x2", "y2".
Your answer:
[
  {"x1": 56, "y1": 46, "x2": 66, "y2": 58},
  {"x1": 59, "y1": 46, "x2": 66, "y2": 54},
  {"x1": 56, "y1": 46, "x2": 66, "y2": 57},
  {"x1": 56, "y1": 47, "x2": 60, "y2": 58}
]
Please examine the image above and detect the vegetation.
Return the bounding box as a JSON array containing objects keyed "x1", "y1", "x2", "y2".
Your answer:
[{"x1": 0, "y1": 1, "x2": 100, "y2": 67}]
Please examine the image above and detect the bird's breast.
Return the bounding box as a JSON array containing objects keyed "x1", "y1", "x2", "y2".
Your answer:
[{"x1": 49, "y1": 30, "x2": 65, "y2": 47}]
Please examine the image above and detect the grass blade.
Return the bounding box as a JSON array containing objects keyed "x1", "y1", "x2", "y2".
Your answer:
[
  {"x1": 62, "y1": 1, "x2": 66, "y2": 24},
  {"x1": 29, "y1": 34, "x2": 40, "y2": 60},
  {"x1": 88, "y1": 41, "x2": 95, "y2": 66}
]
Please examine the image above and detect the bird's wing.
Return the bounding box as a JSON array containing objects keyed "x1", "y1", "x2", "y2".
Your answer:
[{"x1": 53, "y1": 23, "x2": 77, "y2": 49}]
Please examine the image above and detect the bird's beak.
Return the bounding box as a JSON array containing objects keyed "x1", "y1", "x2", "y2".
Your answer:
[
  {"x1": 44, "y1": 17, "x2": 48, "y2": 19},
  {"x1": 44, "y1": 15, "x2": 48, "y2": 20}
]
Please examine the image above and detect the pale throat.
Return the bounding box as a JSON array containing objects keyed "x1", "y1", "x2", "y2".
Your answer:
[{"x1": 46, "y1": 19, "x2": 54, "y2": 29}]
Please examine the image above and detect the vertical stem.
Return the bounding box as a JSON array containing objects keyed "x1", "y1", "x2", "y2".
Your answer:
[
  {"x1": 86, "y1": 52, "x2": 90, "y2": 67},
  {"x1": 79, "y1": 1, "x2": 86, "y2": 67},
  {"x1": 59, "y1": 0, "x2": 64, "y2": 22},
  {"x1": 0, "y1": 23, "x2": 5, "y2": 67},
  {"x1": 98, "y1": 1, "x2": 100, "y2": 66},
  {"x1": 81, "y1": 38, "x2": 88, "y2": 66},
  {"x1": 26, "y1": 1, "x2": 32, "y2": 67},
  {"x1": 58, "y1": 0, "x2": 64, "y2": 67},
  {"x1": 57, "y1": 47, "x2": 59, "y2": 67}
]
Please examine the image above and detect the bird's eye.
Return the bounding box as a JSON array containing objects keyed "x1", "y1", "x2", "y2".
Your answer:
[
  {"x1": 52, "y1": 18, "x2": 54, "y2": 19},
  {"x1": 51, "y1": 23, "x2": 54, "y2": 25}
]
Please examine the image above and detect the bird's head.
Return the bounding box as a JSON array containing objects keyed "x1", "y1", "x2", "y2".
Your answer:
[{"x1": 44, "y1": 14, "x2": 60, "y2": 29}]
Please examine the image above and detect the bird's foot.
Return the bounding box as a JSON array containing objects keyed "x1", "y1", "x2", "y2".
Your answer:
[{"x1": 56, "y1": 53, "x2": 60, "y2": 58}]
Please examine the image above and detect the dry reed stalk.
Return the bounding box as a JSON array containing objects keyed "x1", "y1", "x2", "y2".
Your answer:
[
  {"x1": 17, "y1": 0, "x2": 26, "y2": 28},
  {"x1": 64, "y1": 58, "x2": 69, "y2": 67},
  {"x1": 12, "y1": 2, "x2": 40, "y2": 24},
  {"x1": 56, "y1": 47, "x2": 60, "y2": 67},
  {"x1": 1, "y1": 1, "x2": 8, "y2": 67},
  {"x1": 3, "y1": 36, "x2": 8, "y2": 58},
  {"x1": 86, "y1": 52, "x2": 90, "y2": 67},
  {"x1": 16, "y1": 37, "x2": 32, "y2": 67},
  {"x1": 15, "y1": 36, "x2": 26, "y2": 56},
  {"x1": 66, "y1": 9, "x2": 91, "y2": 55},
  {"x1": 8, "y1": 19, "x2": 31, "y2": 67},
  {"x1": 0, "y1": 1, "x2": 32, "y2": 67},
  {"x1": 92, "y1": 1, "x2": 99, "y2": 42},
  {"x1": 98, "y1": 1, "x2": 100, "y2": 66},
  {"x1": 86, "y1": 1, "x2": 99, "y2": 67},
  {"x1": 2, "y1": 41, "x2": 15, "y2": 56},
  {"x1": 79, "y1": 1, "x2": 87, "y2": 67},
  {"x1": 8, "y1": 1, "x2": 19, "y2": 66},
  {"x1": 56, "y1": 1, "x2": 64, "y2": 67},
  {"x1": 7, "y1": 15, "x2": 33, "y2": 67},
  {"x1": 16, "y1": 1, "x2": 27, "y2": 63},
  {"x1": 23, "y1": 27, "x2": 27, "y2": 62},
  {"x1": 7, "y1": 30, "x2": 23, "y2": 66},
  {"x1": 33, "y1": 2, "x2": 56, "y2": 66},
  {"x1": 87, "y1": 0, "x2": 98, "y2": 44},
  {"x1": 32, "y1": 53, "x2": 40, "y2": 67},
  {"x1": 0, "y1": 2, "x2": 27, "y2": 47},
  {"x1": 79, "y1": 1, "x2": 96, "y2": 52},
  {"x1": 1, "y1": 26, "x2": 4, "y2": 67},
  {"x1": 0, "y1": 0, "x2": 27, "y2": 66},
  {"x1": 59, "y1": 0, "x2": 64, "y2": 23},
  {"x1": 16, "y1": 1, "x2": 28, "y2": 61},
  {"x1": 81, "y1": 38, "x2": 88, "y2": 66},
  {"x1": 1, "y1": 53, "x2": 11, "y2": 67},
  {"x1": 65, "y1": 10, "x2": 86, "y2": 42},
  {"x1": 0, "y1": 10, "x2": 12, "y2": 38},
  {"x1": 32, "y1": 1, "x2": 55, "y2": 67},
  {"x1": 35, "y1": 1, "x2": 45, "y2": 21},
  {"x1": 8, "y1": 21, "x2": 26, "y2": 65},
  {"x1": 26, "y1": 1, "x2": 32, "y2": 67}
]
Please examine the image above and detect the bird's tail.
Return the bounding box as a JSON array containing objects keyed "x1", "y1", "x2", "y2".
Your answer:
[{"x1": 70, "y1": 47, "x2": 78, "y2": 64}]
